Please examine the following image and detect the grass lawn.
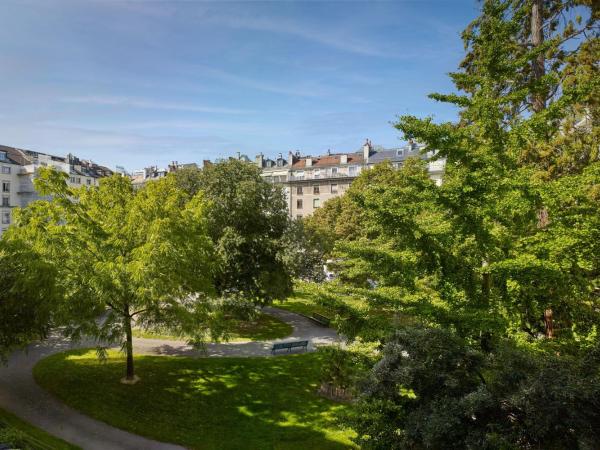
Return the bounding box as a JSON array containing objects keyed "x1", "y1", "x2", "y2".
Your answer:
[
  {"x1": 0, "y1": 407, "x2": 80, "y2": 450},
  {"x1": 274, "y1": 289, "x2": 332, "y2": 318},
  {"x1": 133, "y1": 311, "x2": 293, "y2": 342},
  {"x1": 33, "y1": 350, "x2": 356, "y2": 450},
  {"x1": 275, "y1": 284, "x2": 366, "y2": 321}
]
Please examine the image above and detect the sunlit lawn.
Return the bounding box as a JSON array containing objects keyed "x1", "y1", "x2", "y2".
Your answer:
[
  {"x1": 275, "y1": 283, "x2": 367, "y2": 322},
  {"x1": 133, "y1": 312, "x2": 293, "y2": 342},
  {"x1": 33, "y1": 350, "x2": 356, "y2": 450}
]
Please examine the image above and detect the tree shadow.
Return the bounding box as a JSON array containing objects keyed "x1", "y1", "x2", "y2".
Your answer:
[{"x1": 34, "y1": 351, "x2": 355, "y2": 450}]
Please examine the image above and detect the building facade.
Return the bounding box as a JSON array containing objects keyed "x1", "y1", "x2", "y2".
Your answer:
[
  {"x1": 0, "y1": 145, "x2": 113, "y2": 238},
  {"x1": 130, "y1": 161, "x2": 199, "y2": 188},
  {"x1": 256, "y1": 140, "x2": 445, "y2": 218}
]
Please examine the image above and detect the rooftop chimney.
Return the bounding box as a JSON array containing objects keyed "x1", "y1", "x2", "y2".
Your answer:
[
  {"x1": 305, "y1": 157, "x2": 312, "y2": 167},
  {"x1": 340, "y1": 154, "x2": 348, "y2": 164},
  {"x1": 363, "y1": 139, "x2": 371, "y2": 162},
  {"x1": 255, "y1": 153, "x2": 264, "y2": 168}
]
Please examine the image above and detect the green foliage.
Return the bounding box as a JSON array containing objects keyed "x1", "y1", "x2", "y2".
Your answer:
[
  {"x1": 348, "y1": 328, "x2": 600, "y2": 450},
  {"x1": 132, "y1": 311, "x2": 293, "y2": 342},
  {"x1": 314, "y1": 1, "x2": 599, "y2": 448},
  {"x1": 319, "y1": 0, "x2": 599, "y2": 347},
  {"x1": 305, "y1": 194, "x2": 367, "y2": 244},
  {"x1": 173, "y1": 160, "x2": 293, "y2": 303},
  {"x1": 0, "y1": 239, "x2": 58, "y2": 360},
  {"x1": 279, "y1": 218, "x2": 329, "y2": 282},
  {"x1": 318, "y1": 342, "x2": 378, "y2": 397},
  {"x1": 34, "y1": 349, "x2": 357, "y2": 450},
  {"x1": 4, "y1": 170, "x2": 215, "y2": 379}
]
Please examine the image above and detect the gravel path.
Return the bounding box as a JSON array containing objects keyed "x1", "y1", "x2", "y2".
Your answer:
[{"x1": 0, "y1": 307, "x2": 340, "y2": 450}]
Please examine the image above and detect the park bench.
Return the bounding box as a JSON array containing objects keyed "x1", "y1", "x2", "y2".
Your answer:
[
  {"x1": 271, "y1": 340, "x2": 309, "y2": 354},
  {"x1": 310, "y1": 312, "x2": 331, "y2": 327}
]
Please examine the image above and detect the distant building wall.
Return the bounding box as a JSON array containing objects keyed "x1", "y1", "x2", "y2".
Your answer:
[
  {"x1": 256, "y1": 140, "x2": 446, "y2": 218},
  {"x1": 0, "y1": 145, "x2": 114, "y2": 239}
]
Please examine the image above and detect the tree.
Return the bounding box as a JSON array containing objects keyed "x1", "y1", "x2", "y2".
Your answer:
[
  {"x1": 279, "y1": 218, "x2": 330, "y2": 282},
  {"x1": 173, "y1": 160, "x2": 293, "y2": 303},
  {"x1": 5, "y1": 169, "x2": 215, "y2": 382},
  {"x1": 0, "y1": 239, "x2": 58, "y2": 361},
  {"x1": 317, "y1": 0, "x2": 599, "y2": 346},
  {"x1": 310, "y1": 1, "x2": 599, "y2": 447}
]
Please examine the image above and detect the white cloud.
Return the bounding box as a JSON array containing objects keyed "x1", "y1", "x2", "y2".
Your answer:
[{"x1": 217, "y1": 15, "x2": 389, "y2": 57}]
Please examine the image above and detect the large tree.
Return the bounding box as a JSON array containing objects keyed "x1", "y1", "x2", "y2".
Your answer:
[
  {"x1": 310, "y1": 1, "x2": 599, "y2": 447},
  {"x1": 173, "y1": 160, "x2": 293, "y2": 303},
  {"x1": 5, "y1": 169, "x2": 215, "y2": 381},
  {"x1": 316, "y1": 0, "x2": 599, "y2": 345}
]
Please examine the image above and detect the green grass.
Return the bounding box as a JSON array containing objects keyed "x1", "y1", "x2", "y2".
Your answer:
[
  {"x1": 274, "y1": 290, "x2": 332, "y2": 319},
  {"x1": 34, "y1": 350, "x2": 356, "y2": 450},
  {"x1": 133, "y1": 312, "x2": 293, "y2": 342},
  {"x1": 0, "y1": 407, "x2": 80, "y2": 450}
]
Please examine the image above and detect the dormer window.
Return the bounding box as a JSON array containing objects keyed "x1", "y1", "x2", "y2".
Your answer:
[{"x1": 0, "y1": 151, "x2": 6, "y2": 161}]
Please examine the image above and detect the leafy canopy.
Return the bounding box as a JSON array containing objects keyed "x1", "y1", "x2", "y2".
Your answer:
[{"x1": 5, "y1": 169, "x2": 215, "y2": 379}]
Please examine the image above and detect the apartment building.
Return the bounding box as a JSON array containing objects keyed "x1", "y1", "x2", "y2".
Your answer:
[
  {"x1": 0, "y1": 145, "x2": 113, "y2": 238},
  {"x1": 256, "y1": 140, "x2": 445, "y2": 218},
  {"x1": 130, "y1": 161, "x2": 199, "y2": 188}
]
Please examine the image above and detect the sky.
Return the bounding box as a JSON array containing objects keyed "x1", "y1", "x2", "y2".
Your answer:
[{"x1": 0, "y1": 0, "x2": 481, "y2": 170}]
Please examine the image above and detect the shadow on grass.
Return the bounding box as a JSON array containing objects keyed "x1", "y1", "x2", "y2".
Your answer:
[{"x1": 33, "y1": 350, "x2": 355, "y2": 450}]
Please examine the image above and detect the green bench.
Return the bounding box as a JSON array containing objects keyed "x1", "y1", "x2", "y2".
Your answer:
[
  {"x1": 310, "y1": 312, "x2": 331, "y2": 327},
  {"x1": 271, "y1": 340, "x2": 309, "y2": 354}
]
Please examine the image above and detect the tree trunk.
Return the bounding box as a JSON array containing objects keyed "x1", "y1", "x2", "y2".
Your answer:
[
  {"x1": 544, "y1": 307, "x2": 554, "y2": 338},
  {"x1": 124, "y1": 307, "x2": 135, "y2": 380},
  {"x1": 531, "y1": 0, "x2": 546, "y2": 112}
]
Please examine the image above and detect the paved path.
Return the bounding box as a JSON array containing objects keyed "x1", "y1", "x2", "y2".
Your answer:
[{"x1": 0, "y1": 307, "x2": 340, "y2": 450}]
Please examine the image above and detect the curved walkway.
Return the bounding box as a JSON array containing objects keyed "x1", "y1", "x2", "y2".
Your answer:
[{"x1": 0, "y1": 307, "x2": 341, "y2": 450}]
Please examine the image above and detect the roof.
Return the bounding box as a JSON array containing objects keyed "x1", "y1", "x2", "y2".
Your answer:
[
  {"x1": 292, "y1": 152, "x2": 364, "y2": 169},
  {"x1": 368, "y1": 144, "x2": 427, "y2": 164},
  {"x1": 0, "y1": 145, "x2": 32, "y2": 165},
  {"x1": 0, "y1": 144, "x2": 113, "y2": 178}
]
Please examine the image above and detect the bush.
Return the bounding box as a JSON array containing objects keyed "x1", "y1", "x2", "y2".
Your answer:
[
  {"x1": 318, "y1": 342, "x2": 377, "y2": 401},
  {"x1": 346, "y1": 327, "x2": 600, "y2": 450}
]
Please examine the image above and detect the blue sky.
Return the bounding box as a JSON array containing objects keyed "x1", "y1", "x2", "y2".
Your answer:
[{"x1": 0, "y1": 1, "x2": 480, "y2": 170}]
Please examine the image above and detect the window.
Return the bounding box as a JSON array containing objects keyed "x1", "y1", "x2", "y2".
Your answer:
[
  {"x1": 87, "y1": 179, "x2": 92, "y2": 185},
  {"x1": 77, "y1": 177, "x2": 81, "y2": 184},
  {"x1": 1, "y1": 182, "x2": 9, "y2": 193},
  {"x1": 69, "y1": 177, "x2": 76, "y2": 183},
  {"x1": 349, "y1": 166, "x2": 357, "y2": 176},
  {"x1": 296, "y1": 186, "x2": 303, "y2": 195},
  {"x1": 296, "y1": 214, "x2": 303, "y2": 220},
  {"x1": 313, "y1": 198, "x2": 320, "y2": 208},
  {"x1": 313, "y1": 185, "x2": 320, "y2": 194},
  {"x1": 1, "y1": 166, "x2": 10, "y2": 174},
  {"x1": 297, "y1": 199, "x2": 303, "y2": 209},
  {"x1": 331, "y1": 167, "x2": 338, "y2": 175},
  {"x1": 314, "y1": 169, "x2": 321, "y2": 179},
  {"x1": 331, "y1": 184, "x2": 338, "y2": 194},
  {"x1": 2, "y1": 212, "x2": 9, "y2": 224},
  {"x1": 1, "y1": 196, "x2": 8, "y2": 207},
  {"x1": 295, "y1": 171, "x2": 304, "y2": 180},
  {"x1": 0, "y1": 152, "x2": 6, "y2": 161}
]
